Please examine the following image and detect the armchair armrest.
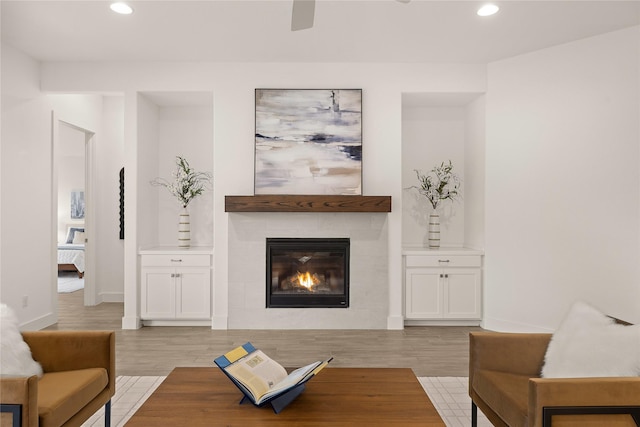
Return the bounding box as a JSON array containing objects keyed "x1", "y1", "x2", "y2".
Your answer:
[
  {"x1": 470, "y1": 332, "x2": 551, "y2": 377},
  {"x1": 21, "y1": 331, "x2": 115, "y2": 397},
  {"x1": 0, "y1": 375, "x2": 38, "y2": 427},
  {"x1": 529, "y1": 377, "x2": 640, "y2": 427}
]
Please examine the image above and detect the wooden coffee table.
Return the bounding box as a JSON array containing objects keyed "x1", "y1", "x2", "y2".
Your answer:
[{"x1": 125, "y1": 367, "x2": 445, "y2": 426}]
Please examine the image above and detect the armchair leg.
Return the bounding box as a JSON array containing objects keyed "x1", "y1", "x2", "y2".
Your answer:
[
  {"x1": 105, "y1": 400, "x2": 111, "y2": 427},
  {"x1": 471, "y1": 402, "x2": 478, "y2": 427}
]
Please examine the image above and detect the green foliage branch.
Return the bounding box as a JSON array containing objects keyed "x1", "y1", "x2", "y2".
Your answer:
[
  {"x1": 151, "y1": 156, "x2": 212, "y2": 208},
  {"x1": 410, "y1": 160, "x2": 461, "y2": 210}
]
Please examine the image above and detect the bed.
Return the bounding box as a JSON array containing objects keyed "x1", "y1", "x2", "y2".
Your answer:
[{"x1": 58, "y1": 226, "x2": 85, "y2": 278}]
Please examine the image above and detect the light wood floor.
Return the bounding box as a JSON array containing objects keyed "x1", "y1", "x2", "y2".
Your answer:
[{"x1": 46, "y1": 290, "x2": 483, "y2": 377}]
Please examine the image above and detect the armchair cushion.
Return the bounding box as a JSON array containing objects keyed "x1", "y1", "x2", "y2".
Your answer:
[
  {"x1": 38, "y1": 368, "x2": 108, "y2": 427},
  {"x1": 473, "y1": 370, "x2": 530, "y2": 427},
  {"x1": 542, "y1": 301, "x2": 640, "y2": 378}
]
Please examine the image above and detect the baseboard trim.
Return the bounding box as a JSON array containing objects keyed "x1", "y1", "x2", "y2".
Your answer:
[
  {"x1": 121, "y1": 316, "x2": 141, "y2": 330},
  {"x1": 211, "y1": 315, "x2": 228, "y2": 330},
  {"x1": 405, "y1": 319, "x2": 481, "y2": 327},
  {"x1": 387, "y1": 315, "x2": 405, "y2": 330},
  {"x1": 99, "y1": 292, "x2": 124, "y2": 303},
  {"x1": 20, "y1": 312, "x2": 57, "y2": 331},
  {"x1": 482, "y1": 316, "x2": 552, "y2": 333},
  {"x1": 142, "y1": 319, "x2": 211, "y2": 327}
]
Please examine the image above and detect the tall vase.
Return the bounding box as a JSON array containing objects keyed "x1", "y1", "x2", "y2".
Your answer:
[
  {"x1": 178, "y1": 207, "x2": 191, "y2": 248},
  {"x1": 428, "y1": 211, "x2": 440, "y2": 249}
]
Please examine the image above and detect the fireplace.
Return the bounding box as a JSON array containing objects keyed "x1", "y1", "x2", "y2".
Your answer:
[{"x1": 266, "y1": 238, "x2": 350, "y2": 308}]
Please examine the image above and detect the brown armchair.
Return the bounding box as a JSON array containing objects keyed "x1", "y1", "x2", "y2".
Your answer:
[
  {"x1": 0, "y1": 330, "x2": 115, "y2": 427},
  {"x1": 469, "y1": 331, "x2": 640, "y2": 427}
]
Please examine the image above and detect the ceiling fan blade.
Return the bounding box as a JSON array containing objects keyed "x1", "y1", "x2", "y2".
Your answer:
[{"x1": 291, "y1": 0, "x2": 315, "y2": 31}]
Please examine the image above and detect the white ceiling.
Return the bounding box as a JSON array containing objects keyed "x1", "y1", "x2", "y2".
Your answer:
[{"x1": 1, "y1": 0, "x2": 639, "y2": 64}]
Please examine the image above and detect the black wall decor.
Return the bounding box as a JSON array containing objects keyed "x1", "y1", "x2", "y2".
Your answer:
[{"x1": 119, "y1": 167, "x2": 124, "y2": 239}]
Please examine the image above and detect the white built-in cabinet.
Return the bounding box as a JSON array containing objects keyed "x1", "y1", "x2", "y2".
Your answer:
[
  {"x1": 139, "y1": 247, "x2": 213, "y2": 326},
  {"x1": 131, "y1": 91, "x2": 214, "y2": 329},
  {"x1": 404, "y1": 248, "x2": 482, "y2": 325},
  {"x1": 401, "y1": 93, "x2": 485, "y2": 326}
]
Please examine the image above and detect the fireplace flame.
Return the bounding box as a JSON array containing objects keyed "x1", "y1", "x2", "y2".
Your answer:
[{"x1": 297, "y1": 271, "x2": 319, "y2": 290}]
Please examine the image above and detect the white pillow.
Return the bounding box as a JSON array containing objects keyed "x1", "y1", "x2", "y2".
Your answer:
[
  {"x1": 0, "y1": 303, "x2": 43, "y2": 378},
  {"x1": 65, "y1": 226, "x2": 84, "y2": 244},
  {"x1": 541, "y1": 301, "x2": 640, "y2": 378},
  {"x1": 72, "y1": 231, "x2": 85, "y2": 244}
]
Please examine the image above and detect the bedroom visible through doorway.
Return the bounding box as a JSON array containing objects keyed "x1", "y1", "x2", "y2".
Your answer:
[{"x1": 55, "y1": 122, "x2": 90, "y2": 306}]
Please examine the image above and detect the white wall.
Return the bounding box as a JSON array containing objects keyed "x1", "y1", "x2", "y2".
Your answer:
[
  {"x1": 464, "y1": 96, "x2": 485, "y2": 250},
  {"x1": 95, "y1": 96, "x2": 125, "y2": 302},
  {"x1": 1, "y1": 43, "x2": 57, "y2": 329},
  {"x1": 402, "y1": 106, "x2": 466, "y2": 247},
  {"x1": 1, "y1": 42, "x2": 126, "y2": 327},
  {"x1": 401, "y1": 95, "x2": 485, "y2": 251},
  {"x1": 156, "y1": 105, "x2": 213, "y2": 247},
  {"x1": 485, "y1": 26, "x2": 640, "y2": 331},
  {"x1": 37, "y1": 61, "x2": 486, "y2": 329},
  {"x1": 136, "y1": 94, "x2": 161, "y2": 250},
  {"x1": 47, "y1": 94, "x2": 125, "y2": 305},
  {"x1": 5, "y1": 25, "x2": 638, "y2": 331}
]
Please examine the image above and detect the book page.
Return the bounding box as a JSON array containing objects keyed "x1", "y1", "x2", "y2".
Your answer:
[
  {"x1": 225, "y1": 350, "x2": 287, "y2": 401},
  {"x1": 257, "y1": 361, "x2": 322, "y2": 403}
]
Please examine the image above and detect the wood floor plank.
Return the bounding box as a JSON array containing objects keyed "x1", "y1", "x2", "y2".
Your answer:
[{"x1": 47, "y1": 290, "x2": 482, "y2": 377}]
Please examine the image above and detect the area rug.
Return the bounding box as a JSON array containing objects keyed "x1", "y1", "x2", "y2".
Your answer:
[
  {"x1": 57, "y1": 273, "x2": 84, "y2": 293},
  {"x1": 80, "y1": 376, "x2": 491, "y2": 427}
]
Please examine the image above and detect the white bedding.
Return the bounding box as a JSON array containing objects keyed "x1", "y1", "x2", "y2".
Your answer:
[{"x1": 57, "y1": 244, "x2": 85, "y2": 273}]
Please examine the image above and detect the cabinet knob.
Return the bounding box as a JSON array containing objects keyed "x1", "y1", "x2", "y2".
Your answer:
[
  {"x1": 440, "y1": 274, "x2": 443, "y2": 278},
  {"x1": 445, "y1": 274, "x2": 449, "y2": 278}
]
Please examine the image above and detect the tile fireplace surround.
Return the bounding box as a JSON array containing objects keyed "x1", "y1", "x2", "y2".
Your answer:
[{"x1": 227, "y1": 212, "x2": 389, "y2": 329}]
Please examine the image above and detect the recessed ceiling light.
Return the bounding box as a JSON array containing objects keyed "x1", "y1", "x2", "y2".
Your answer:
[
  {"x1": 477, "y1": 4, "x2": 499, "y2": 17},
  {"x1": 110, "y1": 2, "x2": 133, "y2": 15}
]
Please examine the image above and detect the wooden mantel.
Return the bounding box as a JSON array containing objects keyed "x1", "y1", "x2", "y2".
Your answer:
[{"x1": 225, "y1": 195, "x2": 391, "y2": 213}]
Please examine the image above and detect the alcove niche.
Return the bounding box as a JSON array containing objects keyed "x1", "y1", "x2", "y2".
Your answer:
[
  {"x1": 136, "y1": 91, "x2": 214, "y2": 249},
  {"x1": 401, "y1": 92, "x2": 485, "y2": 251}
]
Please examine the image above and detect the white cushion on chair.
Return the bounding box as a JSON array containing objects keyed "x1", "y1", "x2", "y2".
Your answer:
[
  {"x1": 0, "y1": 303, "x2": 43, "y2": 377},
  {"x1": 542, "y1": 301, "x2": 640, "y2": 378}
]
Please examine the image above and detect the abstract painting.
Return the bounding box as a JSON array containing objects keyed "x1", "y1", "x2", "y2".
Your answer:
[
  {"x1": 255, "y1": 89, "x2": 362, "y2": 195},
  {"x1": 70, "y1": 190, "x2": 85, "y2": 219}
]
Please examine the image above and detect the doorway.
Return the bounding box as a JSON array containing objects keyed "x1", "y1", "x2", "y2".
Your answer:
[{"x1": 53, "y1": 119, "x2": 96, "y2": 308}]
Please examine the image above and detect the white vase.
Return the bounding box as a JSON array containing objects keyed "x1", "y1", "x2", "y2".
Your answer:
[
  {"x1": 428, "y1": 211, "x2": 440, "y2": 249},
  {"x1": 178, "y1": 207, "x2": 190, "y2": 248}
]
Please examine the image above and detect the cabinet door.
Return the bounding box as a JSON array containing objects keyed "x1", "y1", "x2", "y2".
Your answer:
[
  {"x1": 405, "y1": 269, "x2": 443, "y2": 319},
  {"x1": 141, "y1": 268, "x2": 176, "y2": 319},
  {"x1": 176, "y1": 267, "x2": 211, "y2": 319},
  {"x1": 443, "y1": 269, "x2": 481, "y2": 319}
]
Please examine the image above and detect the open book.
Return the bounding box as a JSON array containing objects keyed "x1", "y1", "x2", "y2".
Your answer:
[{"x1": 214, "y1": 342, "x2": 332, "y2": 406}]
